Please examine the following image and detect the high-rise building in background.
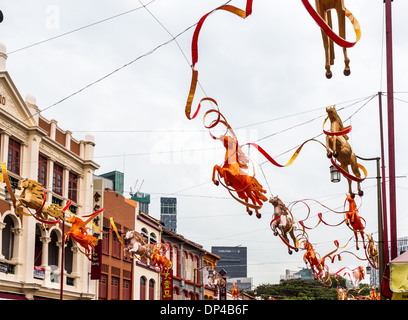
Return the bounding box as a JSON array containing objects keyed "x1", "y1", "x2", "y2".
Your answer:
[
  {"x1": 211, "y1": 246, "x2": 247, "y2": 278},
  {"x1": 131, "y1": 191, "x2": 150, "y2": 214},
  {"x1": 160, "y1": 197, "x2": 177, "y2": 232},
  {"x1": 100, "y1": 170, "x2": 124, "y2": 195}
]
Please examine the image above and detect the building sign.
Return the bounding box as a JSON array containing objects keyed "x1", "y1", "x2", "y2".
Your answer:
[
  {"x1": 91, "y1": 240, "x2": 102, "y2": 280},
  {"x1": 92, "y1": 186, "x2": 104, "y2": 238},
  {"x1": 161, "y1": 267, "x2": 173, "y2": 300},
  {"x1": 33, "y1": 266, "x2": 45, "y2": 279},
  {"x1": 0, "y1": 94, "x2": 6, "y2": 106}
]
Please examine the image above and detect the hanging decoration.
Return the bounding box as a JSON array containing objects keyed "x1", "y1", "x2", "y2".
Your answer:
[
  {"x1": 63, "y1": 201, "x2": 102, "y2": 260},
  {"x1": 301, "y1": 0, "x2": 361, "y2": 78},
  {"x1": 302, "y1": 240, "x2": 332, "y2": 286},
  {"x1": 269, "y1": 196, "x2": 299, "y2": 254},
  {"x1": 185, "y1": 0, "x2": 253, "y2": 120},
  {"x1": 120, "y1": 228, "x2": 172, "y2": 273},
  {"x1": 335, "y1": 266, "x2": 365, "y2": 288},
  {"x1": 203, "y1": 104, "x2": 267, "y2": 218},
  {"x1": 231, "y1": 283, "x2": 240, "y2": 300},
  {"x1": 1, "y1": 162, "x2": 62, "y2": 226},
  {"x1": 324, "y1": 106, "x2": 366, "y2": 196}
]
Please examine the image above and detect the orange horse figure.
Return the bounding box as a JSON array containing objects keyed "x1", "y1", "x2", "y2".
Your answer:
[
  {"x1": 150, "y1": 246, "x2": 172, "y2": 272},
  {"x1": 212, "y1": 135, "x2": 267, "y2": 218},
  {"x1": 65, "y1": 215, "x2": 98, "y2": 260},
  {"x1": 303, "y1": 241, "x2": 323, "y2": 277},
  {"x1": 303, "y1": 240, "x2": 330, "y2": 284},
  {"x1": 231, "y1": 283, "x2": 240, "y2": 300},
  {"x1": 345, "y1": 194, "x2": 366, "y2": 250}
]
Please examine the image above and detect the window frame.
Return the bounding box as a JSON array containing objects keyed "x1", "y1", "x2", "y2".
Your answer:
[
  {"x1": 7, "y1": 138, "x2": 21, "y2": 175},
  {"x1": 52, "y1": 163, "x2": 63, "y2": 195}
]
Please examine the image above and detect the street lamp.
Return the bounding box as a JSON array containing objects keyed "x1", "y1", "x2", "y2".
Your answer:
[{"x1": 330, "y1": 165, "x2": 341, "y2": 183}]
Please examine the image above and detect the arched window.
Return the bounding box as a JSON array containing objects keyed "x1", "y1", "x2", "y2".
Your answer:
[
  {"x1": 172, "y1": 246, "x2": 179, "y2": 277},
  {"x1": 48, "y1": 230, "x2": 59, "y2": 282},
  {"x1": 64, "y1": 238, "x2": 73, "y2": 274},
  {"x1": 149, "y1": 233, "x2": 157, "y2": 245},
  {"x1": 48, "y1": 230, "x2": 59, "y2": 268},
  {"x1": 140, "y1": 276, "x2": 147, "y2": 300},
  {"x1": 148, "y1": 279, "x2": 155, "y2": 300},
  {"x1": 173, "y1": 286, "x2": 180, "y2": 300},
  {"x1": 141, "y1": 228, "x2": 148, "y2": 242},
  {"x1": 2, "y1": 215, "x2": 15, "y2": 260},
  {"x1": 194, "y1": 255, "x2": 200, "y2": 284},
  {"x1": 34, "y1": 224, "x2": 43, "y2": 267}
]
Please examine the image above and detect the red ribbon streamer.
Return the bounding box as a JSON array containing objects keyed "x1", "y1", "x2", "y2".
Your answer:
[{"x1": 301, "y1": 0, "x2": 361, "y2": 48}]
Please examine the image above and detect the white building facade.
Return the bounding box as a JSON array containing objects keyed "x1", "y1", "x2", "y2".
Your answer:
[{"x1": 0, "y1": 42, "x2": 100, "y2": 300}]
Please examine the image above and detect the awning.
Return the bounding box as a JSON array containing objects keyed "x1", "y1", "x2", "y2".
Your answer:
[{"x1": 390, "y1": 250, "x2": 408, "y2": 300}]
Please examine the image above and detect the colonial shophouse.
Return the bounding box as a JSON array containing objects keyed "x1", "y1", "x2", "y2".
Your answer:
[
  {"x1": 0, "y1": 42, "x2": 99, "y2": 299},
  {"x1": 162, "y1": 228, "x2": 209, "y2": 300},
  {"x1": 92, "y1": 176, "x2": 162, "y2": 300}
]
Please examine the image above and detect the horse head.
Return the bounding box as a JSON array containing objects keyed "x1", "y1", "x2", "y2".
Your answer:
[
  {"x1": 269, "y1": 195, "x2": 279, "y2": 206},
  {"x1": 17, "y1": 178, "x2": 30, "y2": 190},
  {"x1": 125, "y1": 230, "x2": 134, "y2": 240}
]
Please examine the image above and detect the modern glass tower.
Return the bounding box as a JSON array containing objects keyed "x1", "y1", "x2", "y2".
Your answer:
[{"x1": 160, "y1": 197, "x2": 177, "y2": 232}]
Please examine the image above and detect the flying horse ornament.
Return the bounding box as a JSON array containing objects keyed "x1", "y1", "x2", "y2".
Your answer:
[
  {"x1": 345, "y1": 194, "x2": 366, "y2": 251},
  {"x1": 269, "y1": 196, "x2": 299, "y2": 254},
  {"x1": 212, "y1": 134, "x2": 268, "y2": 218},
  {"x1": 302, "y1": 0, "x2": 361, "y2": 78},
  {"x1": 324, "y1": 106, "x2": 366, "y2": 197}
]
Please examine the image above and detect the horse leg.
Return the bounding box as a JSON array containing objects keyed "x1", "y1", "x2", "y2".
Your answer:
[
  {"x1": 282, "y1": 232, "x2": 292, "y2": 255},
  {"x1": 360, "y1": 231, "x2": 366, "y2": 249},
  {"x1": 326, "y1": 136, "x2": 333, "y2": 158},
  {"x1": 289, "y1": 227, "x2": 299, "y2": 252},
  {"x1": 248, "y1": 193, "x2": 261, "y2": 218},
  {"x1": 272, "y1": 221, "x2": 278, "y2": 236},
  {"x1": 350, "y1": 154, "x2": 364, "y2": 196},
  {"x1": 354, "y1": 231, "x2": 360, "y2": 250},
  {"x1": 341, "y1": 163, "x2": 354, "y2": 196},
  {"x1": 212, "y1": 165, "x2": 220, "y2": 186},
  {"x1": 336, "y1": 5, "x2": 350, "y2": 76},
  {"x1": 316, "y1": 3, "x2": 333, "y2": 79}
]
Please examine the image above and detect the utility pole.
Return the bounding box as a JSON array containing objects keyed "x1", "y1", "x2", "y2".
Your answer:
[{"x1": 384, "y1": 0, "x2": 397, "y2": 260}]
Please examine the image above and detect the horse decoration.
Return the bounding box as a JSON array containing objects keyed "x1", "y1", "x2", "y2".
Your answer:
[
  {"x1": 345, "y1": 194, "x2": 366, "y2": 251},
  {"x1": 302, "y1": 0, "x2": 361, "y2": 79},
  {"x1": 336, "y1": 266, "x2": 365, "y2": 288},
  {"x1": 324, "y1": 106, "x2": 366, "y2": 197},
  {"x1": 366, "y1": 234, "x2": 379, "y2": 267},
  {"x1": 369, "y1": 286, "x2": 380, "y2": 300},
  {"x1": 269, "y1": 196, "x2": 299, "y2": 254},
  {"x1": 336, "y1": 286, "x2": 350, "y2": 300},
  {"x1": 150, "y1": 245, "x2": 172, "y2": 273},
  {"x1": 303, "y1": 240, "x2": 331, "y2": 285},
  {"x1": 64, "y1": 215, "x2": 99, "y2": 260},
  {"x1": 212, "y1": 135, "x2": 267, "y2": 218},
  {"x1": 231, "y1": 283, "x2": 240, "y2": 300},
  {"x1": 4, "y1": 174, "x2": 64, "y2": 226},
  {"x1": 124, "y1": 230, "x2": 152, "y2": 260}
]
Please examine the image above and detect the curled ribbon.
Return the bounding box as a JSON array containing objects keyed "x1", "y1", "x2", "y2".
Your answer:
[
  {"x1": 186, "y1": 0, "x2": 253, "y2": 120},
  {"x1": 301, "y1": 0, "x2": 361, "y2": 48}
]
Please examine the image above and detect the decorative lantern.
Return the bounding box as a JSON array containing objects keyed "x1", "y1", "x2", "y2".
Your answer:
[{"x1": 330, "y1": 165, "x2": 341, "y2": 183}]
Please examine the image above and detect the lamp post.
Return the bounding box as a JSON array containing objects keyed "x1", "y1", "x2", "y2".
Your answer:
[{"x1": 331, "y1": 156, "x2": 385, "y2": 298}]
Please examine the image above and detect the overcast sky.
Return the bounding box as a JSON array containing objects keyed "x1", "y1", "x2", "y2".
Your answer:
[{"x1": 1, "y1": 0, "x2": 408, "y2": 286}]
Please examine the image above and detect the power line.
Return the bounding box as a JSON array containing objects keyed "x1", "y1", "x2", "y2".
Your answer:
[{"x1": 7, "y1": 0, "x2": 157, "y2": 55}]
